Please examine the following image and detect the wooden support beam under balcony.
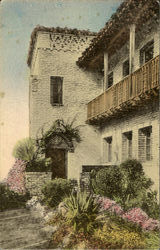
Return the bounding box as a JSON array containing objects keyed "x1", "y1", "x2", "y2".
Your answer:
[{"x1": 87, "y1": 55, "x2": 159, "y2": 124}]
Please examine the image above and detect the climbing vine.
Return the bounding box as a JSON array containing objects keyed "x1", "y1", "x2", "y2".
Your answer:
[{"x1": 36, "y1": 119, "x2": 82, "y2": 155}]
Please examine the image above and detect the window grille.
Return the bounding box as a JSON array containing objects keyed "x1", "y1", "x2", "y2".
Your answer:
[{"x1": 138, "y1": 126, "x2": 152, "y2": 161}]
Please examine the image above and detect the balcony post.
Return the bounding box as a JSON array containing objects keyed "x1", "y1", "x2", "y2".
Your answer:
[
  {"x1": 129, "y1": 24, "x2": 136, "y2": 74},
  {"x1": 104, "y1": 51, "x2": 108, "y2": 91}
]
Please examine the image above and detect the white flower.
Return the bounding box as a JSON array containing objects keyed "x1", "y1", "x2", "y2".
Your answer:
[
  {"x1": 26, "y1": 196, "x2": 39, "y2": 208},
  {"x1": 44, "y1": 211, "x2": 55, "y2": 223}
]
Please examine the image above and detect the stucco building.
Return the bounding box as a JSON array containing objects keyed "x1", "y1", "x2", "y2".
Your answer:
[{"x1": 28, "y1": 0, "x2": 159, "y2": 191}]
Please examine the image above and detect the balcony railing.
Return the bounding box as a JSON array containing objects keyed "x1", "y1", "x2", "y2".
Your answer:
[{"x1": 87, "y1": 55, "x2": 159, "y2": 122}]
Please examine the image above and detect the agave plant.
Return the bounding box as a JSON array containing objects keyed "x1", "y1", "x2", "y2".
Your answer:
[{"x1": 64, "y1": 192, "x2": 100, "y2": 233}]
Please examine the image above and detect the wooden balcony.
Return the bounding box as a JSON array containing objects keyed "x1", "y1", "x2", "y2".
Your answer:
[{"x1": 87, "y1": 55, "x2": 159, "y2": 124}]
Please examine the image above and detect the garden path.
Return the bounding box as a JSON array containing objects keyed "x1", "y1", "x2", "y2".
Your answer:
[{"x1": 0, "y1": 208, "x2": 50, "y2": 249}]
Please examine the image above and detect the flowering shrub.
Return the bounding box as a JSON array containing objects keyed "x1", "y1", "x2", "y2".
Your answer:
[
  {"x1": 94, "y1": 223, "x2": 146, "y2": 249},
  {"x1": 6, "y1": 159, "x2": 26, "y2": 194},
  {"x1": 91, "y1": 159, "x2": 159, "y2": 220},
  {"x1": 26, "y1": 196, "x2": 39, "y2": 208},
  {"x1": 142, "y1": 218, "x2": 160, "y2": 231},
  {"x1": 123, "y1": 208, "x2": 160, "y2": 231},
  {"x1": 123, "y1": 208, "x2": 148, "y2": 224},
  {"x1": 98, "y1": 197, "x2": 124, "y2": 216},
  {"x1": 97, "y1": 197, "x2": 159, "y2": 232}
]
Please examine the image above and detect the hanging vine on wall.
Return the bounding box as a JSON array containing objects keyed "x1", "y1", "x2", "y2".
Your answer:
[{"x1": 36, "y1": 119, "x2": 82, "y2": 155}]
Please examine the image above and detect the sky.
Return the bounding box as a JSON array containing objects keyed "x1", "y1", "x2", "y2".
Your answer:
[{"x1": 0, "y1": 0, "x2": 122, "y2": 180}]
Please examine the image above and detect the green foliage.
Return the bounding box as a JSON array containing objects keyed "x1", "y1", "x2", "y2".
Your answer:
[
  {"x1": 90, "y1": 166, "x2": 123, "y2": 199},
  {"x1": 41, "y1": 178, "x2": 72, "y2": 208},
  {"x1": 12, "y1": 119, "x2": 82, "y2": 175},
  {"x1": 90, "y1": 159, "x2": 159, "y2": 217},
  {"x1": 0, "y1": 183, "x2": 30, "y2": 211},
  {"x1": 105, "y1": 212, "x2": 143, "y2": 233},
  {"x1": 145, "y1": 232, "x2": 160, "y2": 249},
  {"x1": 117, "y1": 159, "x2": 154, "y2": 210},
  {"x1": 36, "y1": 119, "x2": 82, "y2": 154},
  {"x1": 12, "y1": 138, "x2": 37, "y2": 162},
  {"x1": 25, "y1": 157, "x2": 52, "y2": 172},
  {"x1": 64, "y1": 192, "x2": 100, "y2": 233},
  {"x1": 140, "y1": 190, "x2": 160, "y2": 220}
]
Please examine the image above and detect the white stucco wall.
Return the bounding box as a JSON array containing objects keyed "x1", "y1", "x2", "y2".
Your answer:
[{"x1": 29, "y1": 32, "x2": 103, "y2": 180}]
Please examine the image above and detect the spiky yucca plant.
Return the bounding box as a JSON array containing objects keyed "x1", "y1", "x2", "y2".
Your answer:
[{"x1": 64, "y1": 192, "x2": 100, "y2": 233}]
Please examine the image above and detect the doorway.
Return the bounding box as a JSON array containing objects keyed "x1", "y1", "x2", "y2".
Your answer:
[{"x1": 46, "y1": 148, "x2": 67, "y2": 179}]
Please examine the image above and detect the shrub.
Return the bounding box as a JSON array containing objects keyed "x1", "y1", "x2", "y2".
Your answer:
[
  {"x1": 145, "y1": 232, "x2": 160, "y2": 249},
  {"x1": 91, "y1": 159, "x2": 159, "y2": 217},
  {"x1": 90, "y1": 166, "x2": 122, "y2": 198},
  {"x1": 25, "y1": 157, "x2": 52, "y2": 172},
  {"x1": 123, "y1": 208, "x2": 160, "y2": 231},
  {"x1": 41, "y1": 178, "x2": 72, "y2": 208},
  {"x1": 123, "y1": 208, "x2": 148, "y2": 225},
  {"x1": 0, "y1": 183, "x2": 30, "y2": 211},
  {"x1": 97, "y1": 196, "x2": 159, "y2": 232},
  {"x1": 140, "y1": 190, "x2": 160, "y2": 220},
  {"x1": 94, "y1": 223, "x2": 146, "y2": 249},
  {"x1": 119, "y1": 159, "x2": 154, "y2": 209},
  {"x1": 6, "y1": 159, "x2": 26, "y2": 194},
  {"x1": 98, "y1": 196, "x2": 123, "y2": 216},
  {"x1": 64, "y1": 192, "x2": 100, "y2": 233}
]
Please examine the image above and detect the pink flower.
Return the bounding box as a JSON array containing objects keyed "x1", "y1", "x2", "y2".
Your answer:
[
  {"x1": 97, "y1": 198, "x2": 159, "y2": 232},
  {"x1": 6, "y1": 159, "x2": 26, "y2": 194},
  {"x1": 142, "y1": 218, "x2": 160, "y2": 231},
  {"x1": 123, "y1": 208, "x2": 148, "y2": 225},
  {"x1": 122, "y1": 208, "x2": 159, "y2": 231},
  {"x1": 98, "y1": 197, "x2": 124, "y2": 216}
]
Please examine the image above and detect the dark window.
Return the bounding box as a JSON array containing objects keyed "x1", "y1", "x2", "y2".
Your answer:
[
  {"x1": 50, "y1": 76, "x2": 63, "y2": 105},
  {"x1": 106, "y1": 136, "x2": 112, "y2": 162},
  {"x1": 107, "y1": 72, "x2": 113, "y2": 88},
  {"x1": 140, "y1": 40, "x2": 154, "y2": 65},
  {"x1": 123, "y1": 59, "x2": 129, "y2": 77}
]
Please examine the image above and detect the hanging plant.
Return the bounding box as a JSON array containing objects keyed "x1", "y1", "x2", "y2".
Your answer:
[{"x1": 36, "y1": 119, "x2": 82, "y2": 155}]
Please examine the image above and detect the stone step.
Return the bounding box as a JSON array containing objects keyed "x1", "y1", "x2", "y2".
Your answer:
[
  {"x1": 0, "y1": 213, "x2": 35, "y2": 231},
  {"x1": 0, "y1": 233, "x2": 47, "y2": 249},
  {"x1": 0, "y1": 225, "x2": 48, "y2": 249},
  {"x1": 22, "y1": 239, "x2": 50, "y2": 249},
  {"x1": 0, "y1": 223, "x2": 42, "y2": 243},
  {"x1": 0, "y1": 208, "x2": 28, "y2": 219},
  {"x1": 0, "y1": 208, "x2": 54, "y2": 249}
]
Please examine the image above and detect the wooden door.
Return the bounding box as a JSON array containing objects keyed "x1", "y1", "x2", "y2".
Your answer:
[{"x1": 46, "y1": 148, "x2": 66, "y2": 179}]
